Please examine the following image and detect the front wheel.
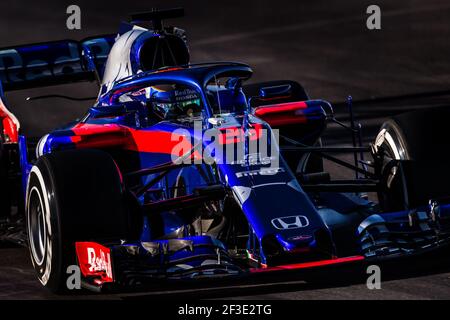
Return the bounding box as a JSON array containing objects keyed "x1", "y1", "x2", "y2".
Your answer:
[{"x1": 26, "y1": 149, "x2": 131, "y2": 292}]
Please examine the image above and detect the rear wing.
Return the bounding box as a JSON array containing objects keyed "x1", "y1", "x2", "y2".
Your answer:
[{"x1": 0, "y1": 35, "x2": 116, "y2": 92}]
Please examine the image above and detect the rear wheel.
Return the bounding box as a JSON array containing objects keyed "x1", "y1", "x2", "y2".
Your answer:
[
  {"x1": 298, "y1": 138, "x2": 324, "y2": 174},
  {"x1": 26, "y1": 149, "x2": 132, "y2": 292},
  {"x1": 375, "y1": 107, "x2": 450, "y2": 211}
]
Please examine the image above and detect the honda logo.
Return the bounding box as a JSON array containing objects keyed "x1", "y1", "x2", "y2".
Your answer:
[{"x1": 271, "y1": 215, "x2": 309, "y2": 230}]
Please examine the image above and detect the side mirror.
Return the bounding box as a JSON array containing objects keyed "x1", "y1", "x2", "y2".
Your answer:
[{"x1": 259, "y1": 84, "x2": 292, "y2": 99}]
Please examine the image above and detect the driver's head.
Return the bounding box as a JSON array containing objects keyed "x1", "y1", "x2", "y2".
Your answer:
[
  {"x1": 151, "y1": 90, "x2": 173, "y2": 120},
  {"x1": 151, "y1": 86, "x2": 202, "y2": 120}
]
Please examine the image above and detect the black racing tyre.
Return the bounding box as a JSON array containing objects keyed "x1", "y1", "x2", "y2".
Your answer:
[
  {"x1": 299, "y1": 138, "x2": 324, "y2": 174},
  {"x1": 26, "y1": 149, "x2": 131, "y2": 292},
  {"x1": 0, "y1": 140, "x2": 11, "y2": 219},
  {"x1": 375, "y1": 107, "x2": 450, "y2": 211}
]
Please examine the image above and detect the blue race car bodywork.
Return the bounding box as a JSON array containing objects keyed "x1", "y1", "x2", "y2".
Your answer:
[{"x1": 1, "y1": 9, "x2": 450, "y2": 292}]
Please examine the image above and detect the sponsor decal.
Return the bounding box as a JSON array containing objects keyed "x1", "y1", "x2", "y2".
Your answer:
[
  {"x1": 288, "y1": 235, "x2": 313, "y2": 241},
  {"x1": 232, "y1": 153, "x2": 277, "y2": 167},
  {"x1": 236, "y1": 167, "x2": 284, "y2": 178},
  {"x1": 75, "y1": 242, "x2": 113, "y2": 283}
]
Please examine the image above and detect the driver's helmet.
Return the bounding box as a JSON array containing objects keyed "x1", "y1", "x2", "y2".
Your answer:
[{"x1": 151, "y1": 87, "x2": 202, "y2": 120}]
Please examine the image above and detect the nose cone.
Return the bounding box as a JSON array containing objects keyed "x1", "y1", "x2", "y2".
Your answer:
[{"x1": 262, "y1": 228, "x2": 334, "y2": 265}]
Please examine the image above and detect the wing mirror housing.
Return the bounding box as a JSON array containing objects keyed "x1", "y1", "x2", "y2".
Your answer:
[{"x1": 259, "y1": 84, "x2": 292, "y2": 100}]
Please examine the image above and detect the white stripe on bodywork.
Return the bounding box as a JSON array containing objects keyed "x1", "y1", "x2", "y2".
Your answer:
[
  {"x1": 252, "y1": 182, "x2": 286, "y2": 188},
  {"x1": 232, "y1": 186, "x2": 252, "y2": 205},
  {"x1": 101, "y1": 27, "x2": 147, "y2": 93},
  {"x1": 36, "y1": 134, "x2": 49, "y2": 158}
]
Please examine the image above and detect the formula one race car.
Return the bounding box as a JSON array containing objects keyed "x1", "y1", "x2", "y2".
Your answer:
[{"x1": 1, "y1": 8, "x2": 450, "y2": 292}]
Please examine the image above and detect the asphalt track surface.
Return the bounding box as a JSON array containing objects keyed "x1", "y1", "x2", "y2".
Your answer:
[{"x1": 1, "y1": 0, "x2": 450, "y2": 299}]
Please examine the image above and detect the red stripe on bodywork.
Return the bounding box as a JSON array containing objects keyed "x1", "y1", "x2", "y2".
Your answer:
[
  {"x1": 249, "y1": 255, "x2": 364, "y2": 273},
  {"x1": 258, "y1": 95, "x2": 292, "y2": 102},
  {"x1": 254, "y1": 101, "x2": 308, "y2": 127},
  {"x1": 127, "y1": 129, "x2": 196, "y2": 156},
  {"x1": 70, "y1": 123, "x2": 129, "y2": 148},
  {"x1": 153, "y1": 67, "x2": 183, "y2": 74},
  {"x1": 0, "y1": 99, "x2": 19, "y2": 143},
  {"x1": 69, "y1": 123, "x2": 200, "y2": 158},
  {"x1": 218, "y1": 124, "x2": 263, "y2": 144},
  {"x1": 255, "y1": 101, "x2": 308, "y2": 115}
]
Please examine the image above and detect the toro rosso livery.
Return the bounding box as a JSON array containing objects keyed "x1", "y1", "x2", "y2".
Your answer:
[{"x1": 1, "y1": 9, "x2": 450, "y2": 292}]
